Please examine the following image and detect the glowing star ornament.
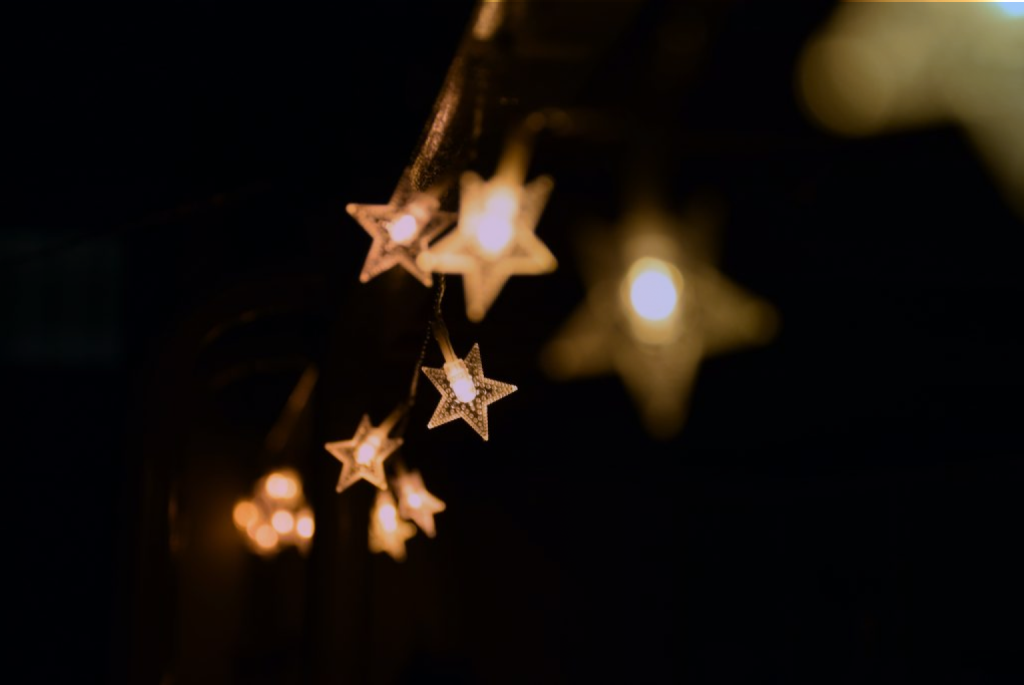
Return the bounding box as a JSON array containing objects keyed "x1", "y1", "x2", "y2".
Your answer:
[
  {"x1": 421, "y1": 321, "x2": 516, "y2": 440},
  {"x1": 416, "y1": 141, "x2": 556, "y2": 321},
  {"x1": 541, "y1": 206, "x2": 778, "y2": 438},
  {"x1": 347, "y1": 170, "x2": 457, "y2": 286},
  {"x1": 393, "y1": 466, "x2": 446, "y2": 538},
  {"x1": 797, "y1": 1, "x2": 1024, "y2": 216},
  {"x1": 324, "y1": 407, "x2": 405, "y2": 493},
  {"x1": 368, "y1": 489, "x2": 416, "y2": 562}
]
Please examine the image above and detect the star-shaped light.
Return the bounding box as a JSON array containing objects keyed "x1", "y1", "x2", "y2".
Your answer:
[
  {"x1": 797, "y1": 1, "x2": 1024, "y2": 215},
  {"x1": 368, "y1": 489, "x2": 417, "y2": 562},
  {"x1": 417, "y1": 168, "x2": 556, "y2": 321},
  {"x1": 541, "y1": 207, "x2": 778, "y2": 438},
  {"x1": 347, "y1": 170, "x2": 457, "y2": 286},
  {"x1": 324, "y1": 414, "x2": 403, "y2": 493},
  {"x1": 393, "y1": 466, "x2": 446, "y2": 538},
  {"x1": 422, "y1": 342, "x2": 517, "y2": 440}
]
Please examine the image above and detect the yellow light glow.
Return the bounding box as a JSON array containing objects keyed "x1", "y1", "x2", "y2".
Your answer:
[
  {"x1": 233, "y1": 500, "x2": 258, "y2": 529},
  {"x1": 271, "y1": 510, "x2": 294, "y2": 534},
  {"x1": 386, "y1": 214, "x2": 418, "y2": 244},
  {"x1": 443, "y1": 359, "x2": 478, "y2": 403},
  {"x1": 296, "y1": 512, "x2": 315, "y2": 539},
  {"x1": 627, "y1": 258, "x2": 681, "y2": 322},
  {"x1": 254, "y1": 524, "x2": 279, "y2": 550},
  {"x1": 378, "y1": 503, "x2": 399, "y2": 533},
  {"x1": 474, "y1": 186, "x2": 518, "y2": 256},
  {"x1": 355, "y1": 434, "x2": 382, "y2": 465},
  {"x1": 265, "y1": 472, "x2": 297, "y2": 500}
]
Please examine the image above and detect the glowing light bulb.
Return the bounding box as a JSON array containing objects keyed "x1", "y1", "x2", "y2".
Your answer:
[
  {"x1": 443, "y1": 359, "x2": 477, "y2": 403},
  {"x1": 627, "y1": 258, "x2": 682, "y2": 322},
  {"x1": 271, "y1": 510, "x2": 294, "y2": 534},
  {"x1": 254, "y1": 524, "x2": 279, "y2": 550},
  {"x1": 265, "y1": 472, "x2": 297, "y2": 500},
  {"x1": 233, "y1": 500, "x2": 258, "y2": 529},
  {"x1": 369, "y1": 490, "x2": 416, "y2": 561},
  {"x1": 393, "y1": 467, "x2": 446, "y2": 538},
  {"x1": 356, "y1": 434, "x2": 382, "y2": 465},
  {"x1": 386, "y1": 214, "x2": 418, "y2": 244},
  {"x1": 407, "y1": 492, "x2": 423, "y2": 509},
  {"x1": 296, "y1": 511, "x2": 315, "y2": 539},
  {"x1": 475, "y1": 187, "x2": 518, "y2": 256}
]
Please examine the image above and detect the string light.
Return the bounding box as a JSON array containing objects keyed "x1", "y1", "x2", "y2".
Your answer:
[
  {"x1": 232, "y1": 468, "x2": 314, "y2": 557},
  {"x1": 393, "y1": 465, "x2": 446, "y2": 538},
  {"x1": 347, "y1": 170, "x2": 457, "y2": 287},
  {"x1": 417, "y1": 133, "x2": 557, "y2": 321},
  {"x1": 542, "y1": 206, "x2": 778, "y2": 437},
  {"x1": 368, "y1": 489, "x2": 417, "y2": 562},
  {"x1": 421, "y1": 317, "x2": 517, "y2": 440},
  {"x1": 324, "y1": 406, "x2": 405, "y2": 493}
]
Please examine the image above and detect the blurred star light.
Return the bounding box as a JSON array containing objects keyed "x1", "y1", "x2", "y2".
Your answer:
[
  {"x1": 393, "y1": 466, "x2": 446, "y2": 538},
  {"x1": 369, "y1": 489, "x2": 417, "y2": 562},
  {"x1": 541, "y1": 207, "x2": 778, "y2": 438},
  {"x1": 798, "y1": 0, "x2": 1024, "y2": 216},
  {"x1": 233, "y1": 468, "x2": 314, "y2": 557},
  {"x1": 347, "y1": 170, "x2": 457, "y2": 287},
  {"x1": 417, "y1": 142, "x2": 556, "y2": 321}
]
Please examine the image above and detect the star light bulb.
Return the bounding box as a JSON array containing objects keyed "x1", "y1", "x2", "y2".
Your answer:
[{"x1": 324, "y1": 409, "x2": 405, "y2": 493}]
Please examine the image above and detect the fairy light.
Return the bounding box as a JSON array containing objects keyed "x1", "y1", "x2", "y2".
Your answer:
[
  {"x1": 385, "y1": 214, "x2": 419, "y2": 244},
  {"x1": 393, "y1": 466, "x2": 446, "y2": 538},
  {"x1": 421, "y1": 318, "x2": 516, "y2": 440},
  {"x1": 324, "y1": 407, "x2": 405, "y2": 492},
  {"x1": 368, "y1": 490, "x2": 416, "y2": 562},
  {"x1": 233, "y1": 468, "x2": 315, "y2": 557}
]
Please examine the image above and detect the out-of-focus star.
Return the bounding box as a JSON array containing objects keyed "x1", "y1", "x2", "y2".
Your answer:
[
  {"x1": 541, "y1": 207, "x2": 778, "y2": 438},
  {"x1": 393, "y1": 466, "x2": 446, "y2": 538},
  {"x1": 369, "y1": 489, "x2": 417, "y2": 562},
  {"x1": 417, "y1": 170, "x2": 556, "y2": 321},
  {"x1": 798, "y1": 1, "x2": 1024, "y2": 215},
  {"x1": 422, "y1": 342, "x2": 517, "y2": 440},
  {"x1": 324, "y1": 415, "x2": 402, "y2": 492},
  {"x1": 347, "y1": 171, "x2": 457, "y2": 286}
]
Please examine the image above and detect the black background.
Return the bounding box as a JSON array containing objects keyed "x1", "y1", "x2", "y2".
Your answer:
[{"x1": 4, "y1": 1, "x2": 1023, "y2": 683}]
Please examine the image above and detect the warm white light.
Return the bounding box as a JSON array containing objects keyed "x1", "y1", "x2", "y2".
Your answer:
[
  {"x1": 386, "y1": 214, "x2": 418, "y2": 244},
  {"x1": 407, "y1": 492, "x2": 423, "y2": 509},
  {"x1": 271, "y1": 509, "x2": 294, "y2": 534},
  {"x1": 378, "y1": 503, "x2": 399, "y2": 533},
  {"x1": 254, "y1": 524, "x2": 279, "y2": 550},
  {"x1": 233, "y1": 500, "x2": 258, "y2": 529},
  {"x1": 356, "y1": 435, "x2": 381, "y2": 465},
  {"x1": 444, "y1": 359, "x2": 478, "y2": 403},
  {"x1": 296, "y1": 512, "x2": 315, "y2": 539},
  {"x1": 627, "y1": 258, "x2": 681, "y2": 322},
  {"x1": 265, "y1": 472, "x2": 297, "y2": 500},
  {"x1": 475, "y1": 187, "x2": 517, "y2": 256}
]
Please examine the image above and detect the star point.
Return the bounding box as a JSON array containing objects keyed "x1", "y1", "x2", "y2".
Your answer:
[
  {"x1": 324, "y1": 414, "x2": 403, "y2": 493},
  {"x1": 421, "y1": 343, "x2": 517, "y2": 441}
]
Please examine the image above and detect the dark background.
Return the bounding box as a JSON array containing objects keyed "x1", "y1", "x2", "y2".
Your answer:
[{"x1": 4, "y1": 1, "x2": 1023, "y2": 683}]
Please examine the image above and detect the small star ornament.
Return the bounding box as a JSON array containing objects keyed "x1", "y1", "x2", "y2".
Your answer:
[
  {"x1": 369, "y1": 489, "x2": 417, "y2": 562},
  {"x1": 347, "y1": 170, "x2": 457, "y2": 286},
  {"x1": 324, "y1": 414, "x2": 403, "y2": 493},
  {"x1": 422, "y1": 339, "x2": 517, "y2": 441},
  {"x1": 417, "y1": 167, "x2": 556, "y2": 321},
  {"x1": 393, "y1": 466, "x2": 446, "y2": 538},
  {"x1": 542, "y1": 206, "x2": 778, "y2": 438}
]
